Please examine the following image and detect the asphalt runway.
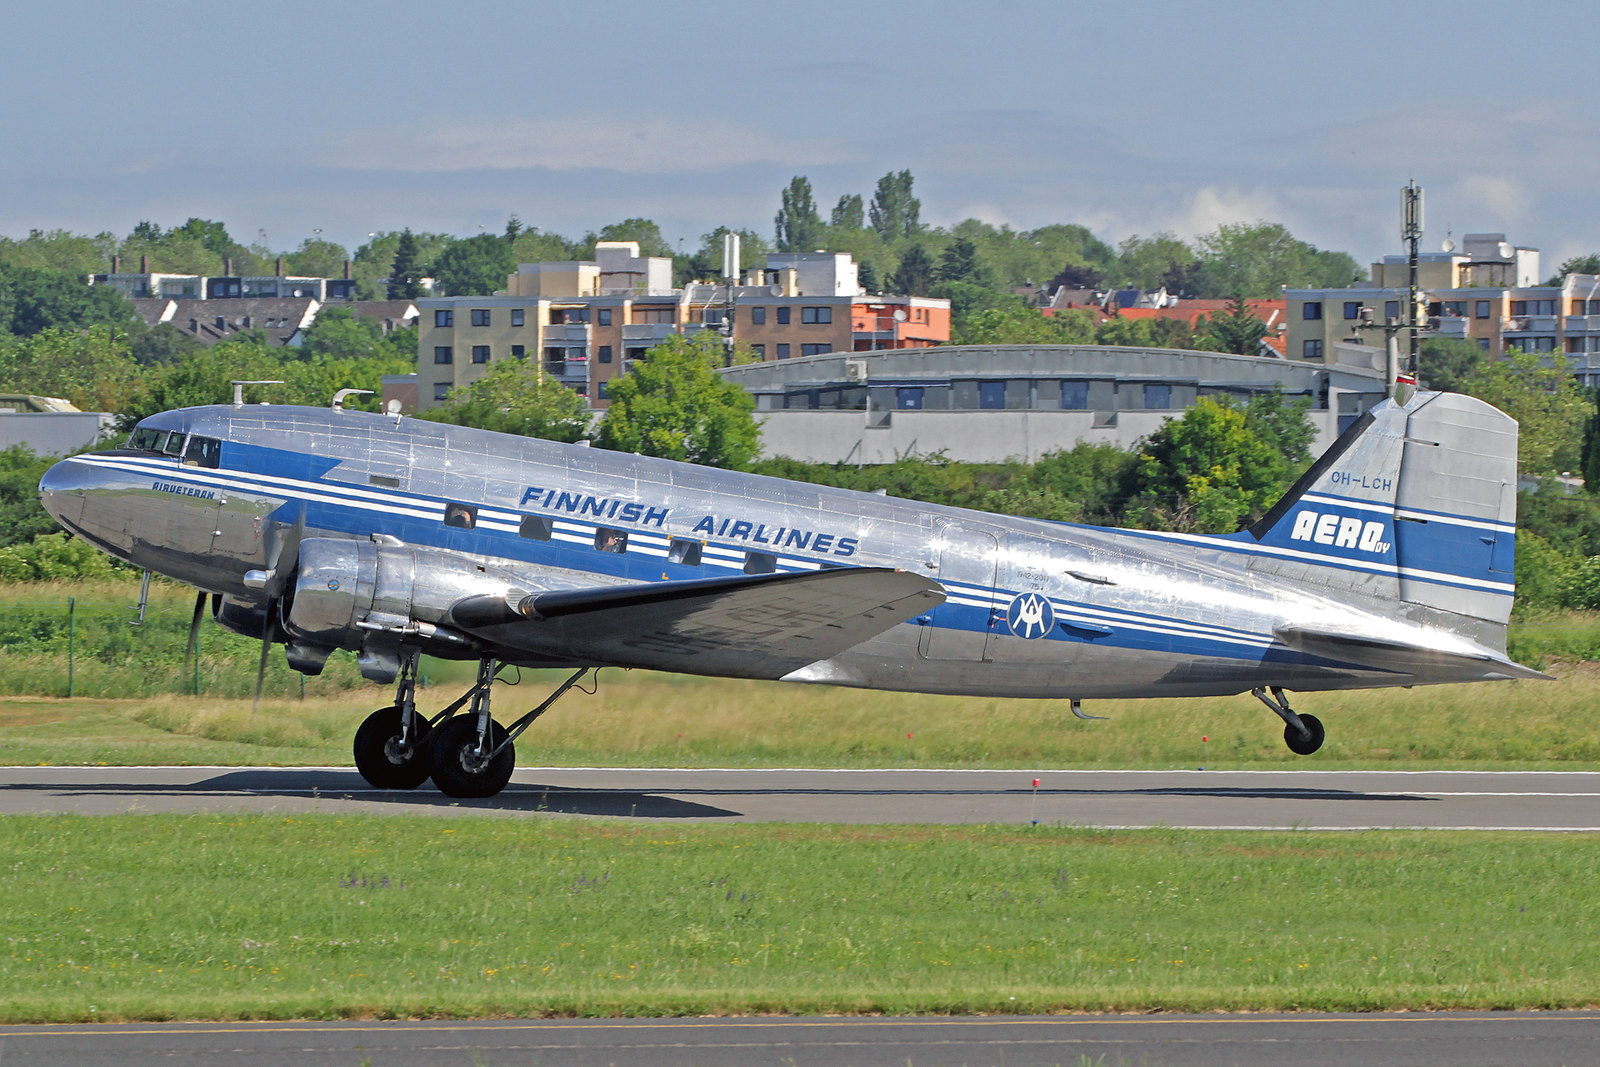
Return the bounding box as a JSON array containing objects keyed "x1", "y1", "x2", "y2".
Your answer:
[
  {"x1": 2, "y1": 1012, "x2": 1599, "y2": 1066},
  {"x1": 1, "y1": 765, "x2": 1598, "y2": 829}
]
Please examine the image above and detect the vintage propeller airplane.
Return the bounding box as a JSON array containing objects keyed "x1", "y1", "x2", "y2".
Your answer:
[{"x1": 38, "y1": 384, "x2": 1543, "y2": 798}]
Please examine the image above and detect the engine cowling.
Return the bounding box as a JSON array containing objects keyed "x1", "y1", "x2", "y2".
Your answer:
[{"x1": 281, "y1": 538, "x2": 526, "y2": 680}]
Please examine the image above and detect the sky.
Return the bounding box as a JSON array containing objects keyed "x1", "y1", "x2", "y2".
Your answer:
[{"x1": 3, "y1": 0, "x2": 1596, "y2": 272}]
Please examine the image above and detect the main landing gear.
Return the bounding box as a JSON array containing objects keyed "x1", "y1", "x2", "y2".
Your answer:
[
  {"x1": 1252, "y1": 686, "x2": 1325, "y2": 756},
  {"x1": 352, "y1": 653, "x2": 594, "y2": 799}
]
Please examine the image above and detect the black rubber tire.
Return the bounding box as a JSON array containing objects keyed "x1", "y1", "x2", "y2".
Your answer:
[
  {"x1": 352, "y1": 706, "x2": 432, "y2": 790},
  {"x1": 427, "y1": 715, "x2": 515, "y2": 799},
  {"x1": 1284, "y1": 712, "x2": 1325, "y2": 756}
]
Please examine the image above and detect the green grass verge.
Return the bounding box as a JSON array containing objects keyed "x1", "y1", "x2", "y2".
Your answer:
[
  {"x1": 0, "y1": 815, "x2": 1595, "y2": 1021},
  {"x1": 2, "y1": 664, "x2": 1597, "y2": 770}
]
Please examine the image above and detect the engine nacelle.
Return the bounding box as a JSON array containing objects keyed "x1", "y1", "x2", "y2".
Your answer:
[
  {"x1": 282, "y1": 538, "x2": 523, "y2": 680},
  {"x1": 213, "y1": 594, "x2": 269, "y2": 640}
]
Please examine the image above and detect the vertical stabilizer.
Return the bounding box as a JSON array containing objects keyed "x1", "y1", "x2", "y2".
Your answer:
[{"x1": 1247, "y1": 391, "x2": 1517, "y2": 625}]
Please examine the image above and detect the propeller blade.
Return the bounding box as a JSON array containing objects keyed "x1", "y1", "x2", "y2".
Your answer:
[
  {"x1": 253, "y1": 598, "x2": 277, "y2": 714},
  {"x1": 183, "y1": 589, "x2": 206, "y2": 677}
]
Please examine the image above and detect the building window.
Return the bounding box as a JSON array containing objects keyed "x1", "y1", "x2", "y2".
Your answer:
[
  {"x1": 433, "y1": 383, "x2": 452, "y2": 401},
  {"x1": 597, "y1": 308, "x2": 612, "y2": 326},
  {"x1": 1302, "y1": 302, "x2": 1322, "y2": 320},
  {"x1": 511, "y1": 308, "x2": 524, "y2": 327},
  {"x1": 1476, "y1": 300, "x2": 1491, "y2": 319},
  {"x1": 777, "y1": 307, "x2": 791, "y2": 325},
  {"x1": 598, "y1": 345, "x2": 613, "y2": 363},
  {"x1": 751, "y1": 344, "x2": 765, "y2": 359},
  {"x1": 1478, "y1": 338, "x2": 1491, "y2": 350},
  {"x1": 434, "y1": 309, "x2": 453, "y2": 327},
  {"x1": 1385, "y1": 300, "x2": 1400, "y2": 320},
  {"x1": 1303, "y1": 339, "x2": 1324, "y2": 360},
  {"x1": 801, "y1": 343, "x2": 829, "y2": 356},
  {"x1": 1061, "y1": 380, "x2": 1089, "y2": 409},
  {"x1": 472, "y1": 345, "x2": 490, "y2": 363},
  {"x1": 1343, "y1": 301, "x2": 1362, "y2": 320},
  {"x1": 1143, "y1": 384, "x2": 1172, "y2": 409},
  {"x1": 750, "y1": 306, "x2": 767, "y2": 325},
  {"x1": 434, "y1": 346, "x2": 453, "y2": 364},
  {"x1": 511, "y1": 345, "x2": 525, "y2": 359},
  {"x1": 897, "y1": 387, "x2": 924, "y2": 410},
  {"x1": 978, "y1": 381, "x2": 1006, "y2": 409},
  {"x1": 801, "y1": 306, "x2": 832, "y2": 324},
  {"x1": 471, "y1": 308, "x2": 491, "y2": 327},
  {"x1": 777, "y1": 343, "x2": 790, "y2": 359}
]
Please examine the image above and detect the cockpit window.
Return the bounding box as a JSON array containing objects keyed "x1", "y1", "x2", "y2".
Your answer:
[
  {"x1": 160, "y1": 432, "x2": 185, "y2": 456},
  {"x1": 182, "y1": 435, "x2": 221, "y2": 469},
  {"x1": 128, "y1": 427, "x2": 164, "y2": 451}
]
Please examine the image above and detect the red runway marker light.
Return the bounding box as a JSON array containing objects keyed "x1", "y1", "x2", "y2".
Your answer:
[{"x1": 1032, "y1": 778, "x2": 1040, "y2": 788}]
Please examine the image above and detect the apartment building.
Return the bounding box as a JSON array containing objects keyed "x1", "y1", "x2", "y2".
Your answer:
[
  {"x1": 1285, "y1": 233, "x2": 1600, "y2": 384},
  {"x1": 414, "y1": 242, "x2": 950, "y2": 410}
]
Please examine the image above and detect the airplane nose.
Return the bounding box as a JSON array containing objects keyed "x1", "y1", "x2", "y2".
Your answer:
[{"x1": 38, "y1": 456, "x2": 92, "y2": 529}]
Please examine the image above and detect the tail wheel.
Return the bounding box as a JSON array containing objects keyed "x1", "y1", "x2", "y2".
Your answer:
[
  {"x1": 427, "y1": 716, "x2": 515, "y2": 799},
  {"x1": 353, "y1": 705, "x2": 432, "y2": 790},
  {"x1": 1284, "y1": 713, "x2": 1325, "y2": 756}
]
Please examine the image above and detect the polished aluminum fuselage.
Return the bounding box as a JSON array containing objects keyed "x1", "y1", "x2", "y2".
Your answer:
[{"x1": 39, "y1": 404, "x2": 1510, "y2": 699}]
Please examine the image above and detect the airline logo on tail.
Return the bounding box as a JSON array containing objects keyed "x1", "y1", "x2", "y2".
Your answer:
[{"x1": 1287, "y1": 510, "x2": 1393, "y2": 555}]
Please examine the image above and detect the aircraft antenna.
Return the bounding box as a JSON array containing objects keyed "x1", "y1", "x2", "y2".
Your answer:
[
  {"x1": 331, "y1": 388, "x2": 374, "y2": 412},
  {"x1": 231, "y1": 380, "x2": 285, "y2": 407}
]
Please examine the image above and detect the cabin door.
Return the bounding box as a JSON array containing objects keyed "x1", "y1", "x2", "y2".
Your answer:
[{"x1": 919, "y1": 522, "x2": 999, "y2": 661}]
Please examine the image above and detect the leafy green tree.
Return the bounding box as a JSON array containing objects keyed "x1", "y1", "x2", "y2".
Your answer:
[
  {"x1": 0, "y1": 326, "x2": 142, "y2": 413},
  {"x1": 1418, "y1": 336, "x2": 1483, "y2": 392},
  {"x1": 931, "y1": 281, "x2": 1026, "y2": 330},
  {"x1": 1198, "y1": 295, "x2": 1268, "y2": 355},
  {"x1": 431, "y1": 233, "x2": 514, "y2": 296},
  {"x1": 869, "y1": 170, "x2": 921, "y2": 242},
  {"x1": 1190, "y1": 222, "x2": 1362, "y2": 299},
  {"x1": 1462, "y1": 349, "x2": 1588, "y2": 477},
  {"x1": 128, "y1": 321, "x2": 202, "y2": 366},
  {"x1": 284, "y1": 237, "x2": 349, "y2": 279},
  {"x1": 509, "y1": 227, "x2": 582, "y2": 266},
  {"x1": 589, "y1": 218, "x2": 673, "y2": 258},
  {"x1": 1129, "y1": 397, "x2": 1296, "y2": 532},
  {"x1": 297, "y1": 306, "x2": 412, "y2": 362},
  {"x1": 0, "y1": 445, "x2": 59, "y2": 548},
  {"x1": 936, "y1": 237, "x2": 986, "y2": 285},
  {"x1": 386, "y1": 228, "x2": 426, "y2": 300},
  {"x1": 774, "y1": 177, "x2": 825, "y2": 253},
  {"x1": 1546, "y1": 253, "x2": 1600, "y2": 284},
  {"x1": 0, "y1": 263, "x2": 138, "y2": 337},
  {"x1": 1114, "y1": 232, "x2": 1196, "y2": 290},
  {"x1": 594, "y1": 332, "x2": 760, "y2": 469},
  {"x1": 954, "y1": 305, "x2": 1095, "y2": 345},
  {"x1": 0, "y1": 228, "x2": 118, "y2": 274},
  {"x1": 1093, "y1": 316, "x2": 1159, "y2": 348},
  {"x1": 890, "y1": 245, "x2": 936, "y2": 297},
  {"x1": 830, "y1": 194, "x2": 865, "y2": 231},
  {"x1": 419, "y1": 356, "x2": 590, "y2": 442}
]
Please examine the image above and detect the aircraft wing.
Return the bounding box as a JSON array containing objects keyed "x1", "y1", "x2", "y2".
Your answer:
[{"x1": 449, "y1": 567, "x2": 946, "y2": 679}]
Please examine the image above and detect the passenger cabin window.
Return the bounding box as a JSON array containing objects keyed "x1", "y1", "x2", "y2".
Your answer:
[
  {"x1": 744, "y1": 551, "x2": 777, "y2": 574},
  {"x1": 182, "y1": 435, "x2": 221, "y2": 469},
  {"x1": 594, "y1": 528, "x2": 628, "y2": 553},
  {"x1": 442, "y1": 503, "x2": 478, "y2": 529},
  {"x1": 519, "y1": 515, "x2": 553, "y2": 540},
  {"x1": 668, "y1": 538, "x2": 703, "y2": 565}
]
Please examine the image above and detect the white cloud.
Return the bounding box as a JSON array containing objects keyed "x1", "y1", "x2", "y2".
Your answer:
[{"x1": 317, "y1": 115, "x2": 853, "y2": 175}]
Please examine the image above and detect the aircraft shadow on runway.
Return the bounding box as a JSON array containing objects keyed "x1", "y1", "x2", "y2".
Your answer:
[{"x1": 18, "y1": 768, "x2": 1433, "y2": 819}]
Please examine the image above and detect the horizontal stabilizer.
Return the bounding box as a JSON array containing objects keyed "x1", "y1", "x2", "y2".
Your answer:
[
  {"x1": 1274, "y1": 625, "x2": 1551, "y2": 682},
  {"x1": 451, "y1": 568, "x2": 946, "y2": 679}
]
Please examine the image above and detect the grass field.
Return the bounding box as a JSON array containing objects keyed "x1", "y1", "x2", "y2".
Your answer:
[
  {"x1": 0, "y1": 815, "x2": 1596, "y2": 1022},
  {"x1": 2, "y1": 661, "x2": 1596, "y2": 770}
]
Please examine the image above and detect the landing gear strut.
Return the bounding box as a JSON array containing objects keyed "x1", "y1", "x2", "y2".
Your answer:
[
  {"x1": 352, "y1": 653, "x2": 597, "y2": 799},
  {"x1": 1252, "y1": 686, "x2": 1325, "y2": 756},
  {"x1": 352, "y1": 653, "x2": 431, "y2": 789}
]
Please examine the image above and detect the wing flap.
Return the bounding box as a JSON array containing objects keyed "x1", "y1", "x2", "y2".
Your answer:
[{"x1": 451, "y1": 568, "x2": 946, "y2": 679}]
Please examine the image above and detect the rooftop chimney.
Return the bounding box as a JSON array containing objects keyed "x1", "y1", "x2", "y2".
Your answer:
[
  {"x1": 343, "y1": 259, "x2": 352, "y2": 279},
  {"x1": 224, "y1": 256, "x2": 233, "y2": 275},
  {"x1": 111, "y1": 254, "x2": 121, "y2": 274},
  {"x1": 275, "y1": 256, "x2": 284, "y2": 277},
  {"x1": 140, "y1": 254, "x2": 148, "y2": 273}
]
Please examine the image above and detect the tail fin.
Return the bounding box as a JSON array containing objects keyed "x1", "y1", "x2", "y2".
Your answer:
[{"x1": 1248, "y1": 390, "x2": 1517, "y2": 626}]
